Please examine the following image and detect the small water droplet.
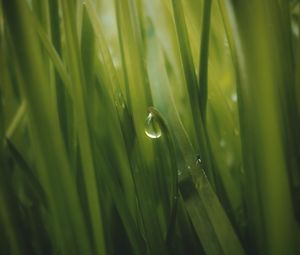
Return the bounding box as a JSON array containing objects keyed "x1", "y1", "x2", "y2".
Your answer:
[
  {"x1": 144, "y1": 112, "x2": 162, "y2": 139},
  {"x1": 177, "y1": 170, "x2": 182, "y2": 176},
  {"x1": 114, "y1": 92, "x2": 126, "y2": 109},
  {"x1": 196, "y1": 154, "x2": 202, "y2": 165},
  {"x1": 187, "y1": 165, "x2": 191, "y2": 170},
  {"x1": 231, "y1": 93, "x2": 237, "y2": 102}
]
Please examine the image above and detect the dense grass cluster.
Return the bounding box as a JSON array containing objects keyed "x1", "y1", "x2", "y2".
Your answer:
[{"x1": 1, "y1": 0, "x2": 300, "y2": 254}]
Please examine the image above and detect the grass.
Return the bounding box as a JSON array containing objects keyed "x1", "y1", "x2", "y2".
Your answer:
[{"x1": 1, "y1": 0, "x2": 300, "y2": 254}]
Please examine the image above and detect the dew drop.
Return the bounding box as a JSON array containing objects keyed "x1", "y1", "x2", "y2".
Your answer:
[
  {"x1": 196, "y1": 154, "x2": 202, "y2": 165},
  {"x1": 114, "y1": 92, "x2": 126, "y2": 109},
  {"x1": 231, "y1": 93, "x2": 238, "y2": 102},
  {"x1": 144, "y1": 112, "x2": 162, "y2": 139}
]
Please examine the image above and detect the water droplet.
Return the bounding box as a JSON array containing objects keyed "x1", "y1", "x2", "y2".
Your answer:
[
  {"x1": 114, "y1": 92, "x2": 126, "y2": 109},
  {"x1": 231, "y1": 93, "x2": 237, "y2": 102},
  {"x1": 177, "y1": 170, "x2": 182, "y2": 176},
  {"x1": 196, "y1": 154, "x2": 202, "y2": 165},
  {"x1": 144, "y1": 112, "x2": 162, "y2": 139},
  {"x1": 187, "y1": 165, "x2": 191, "y2": 170}
]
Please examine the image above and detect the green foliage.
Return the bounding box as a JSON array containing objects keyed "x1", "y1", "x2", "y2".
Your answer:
[{"x1": 1, "y1": 0, "x2": 300, "y2": 254}]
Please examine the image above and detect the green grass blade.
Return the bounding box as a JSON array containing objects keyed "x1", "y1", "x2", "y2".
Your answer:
[
  {"x1": 2, "y1": 1, "x2": 93, "y2": 254},
  {"x1": 60, "y1": 1, "x2": 107, "y2": 254},
  {"x1": 179, "y1": 166, "x2": 245, "y2": 255},
  {"x1": 32, "y1": 16, "x2": 71, "y2": 89},
  {"x1": 198, "y1": 0, "x2": 212, "y2": 121},
  {"x1": 219, "y1": 0, "x2": 300, "y2": 254},
  {"x1": 171, "y1": 0, "x2": 216, "y2": 189}
]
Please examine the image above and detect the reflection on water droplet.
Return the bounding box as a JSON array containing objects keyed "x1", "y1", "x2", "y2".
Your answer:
[
  {"x1": 144, "y1": 112, "x2": 162, "y2": 139},
  {"x1": 231, "y1": 93, "x2": 237, "y2": 102},
  {"x1": 196, "y1": 154, "x2": 202, "y2": 165}
]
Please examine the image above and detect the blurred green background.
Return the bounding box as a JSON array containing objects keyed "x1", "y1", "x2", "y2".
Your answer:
[{"x1": 1, "y1": 0, "x2": 300, "y2": 254}]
